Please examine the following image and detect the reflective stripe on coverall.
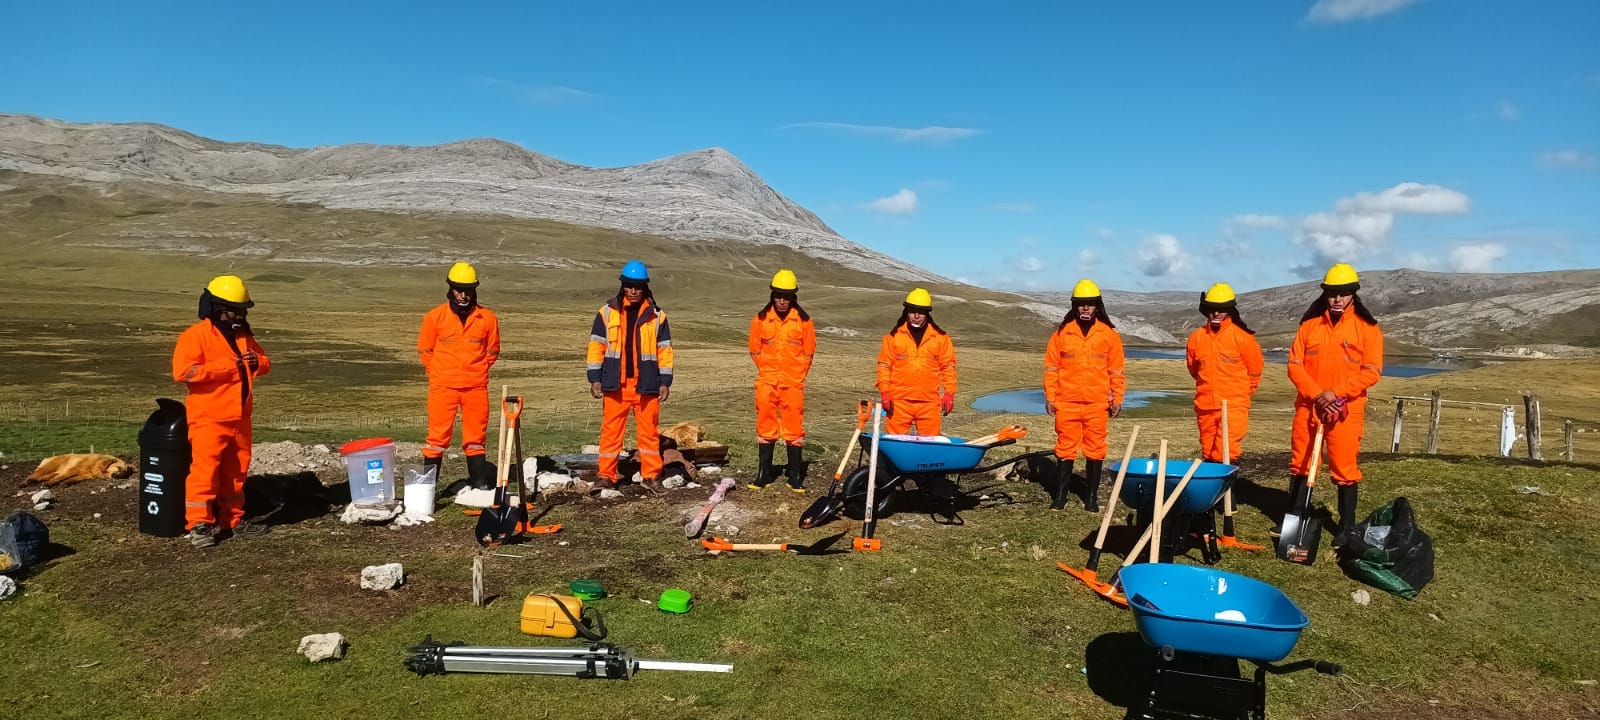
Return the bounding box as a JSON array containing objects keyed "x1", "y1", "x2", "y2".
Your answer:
[
  {"x1": 417, "y1": 303, "x2": 501, "y2": 458},
  {"x1": 875, "y1": 324, "x2": 957, "y2": 436},
  {"x1": 1043, "y1": 320, "x2": 1125, "y2": 461},
  {"x1": 1287, "y1": 310, "x2": 1383, "y2": 484},
  {"x1": 588, "y1": 297, "x2": 674, "y2": 480},
  {"x1": 1186, "y1": 316, "x2": 1263, "y2": 463},
  {"x1": 172, "y1": 319, "x2": 270, "y2": 530},
  {"x1": 749, "y1": 309, "x2": 815, "y2": 444}
]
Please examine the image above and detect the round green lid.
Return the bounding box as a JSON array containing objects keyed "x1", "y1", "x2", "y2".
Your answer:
[
  {"x1": 569, "y1": 579, "x2": 605, "y2": 599},
  {"x1": 657, "y1": 588, "x2": 692, "y2": 614}
]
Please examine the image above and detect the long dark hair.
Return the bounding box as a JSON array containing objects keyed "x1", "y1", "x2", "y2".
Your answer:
[
  {"x1": 612, "y1": 283, "x2": 657, "y2": 309},
  {"x1": 1199, "y1": 294, "x2": 1254, "y2": 334},
  {"x1": 1301, "y1": 293, "x2": 1377, "y2": 324},
  {"x1": 890, "y1": 308, "x2": 943, "y2": 335},
  {"x1": 1058, "y1": 299, "x2": 1115, "y2": 330},
  {"x1": 758, "y1": 292, "x2": 809, "y2": 321}
]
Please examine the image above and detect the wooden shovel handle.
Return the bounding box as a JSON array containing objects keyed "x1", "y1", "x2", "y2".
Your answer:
[
  {"x1": 1122, "y1": 457, "x2": 1204, "y2": 568},
  {"x1": 1090, "y1": 425, "x2": 1142, "y2": 551}
]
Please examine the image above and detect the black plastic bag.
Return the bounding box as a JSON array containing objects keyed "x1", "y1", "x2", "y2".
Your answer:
[
  {"x1": 0, "y1": 512, "x2": 50, "y2": 574},
  {"x1": 1337, "y1": 497, "x2": 1434, "y2": 599}
]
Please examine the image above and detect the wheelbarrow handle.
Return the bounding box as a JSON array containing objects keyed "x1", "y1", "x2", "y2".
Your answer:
[{"x1": 1252, "y1": 658, "x2": 1343, "y2": 677}]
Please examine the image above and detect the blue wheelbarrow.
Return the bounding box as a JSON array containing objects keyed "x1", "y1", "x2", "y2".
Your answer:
[
  {"x1": 1113, "y1": 458, "x2": 1237, "y2": 565},
  {"x1": 1119, "y1": 564, "x2": 1342, "y2": 719},
  {"x1": 799, "y1": 428, "x2": 1052, "y2": 528}
]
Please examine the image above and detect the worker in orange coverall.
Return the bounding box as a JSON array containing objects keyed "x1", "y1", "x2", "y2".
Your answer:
[
  {"x1": 1284, "y1": 262, "x2": 1384, "y2": 547},
  {"x1": 418, "y1": 262, "x2": 501, "y2": 489},
  {"x1": 588, "y1": 260, "x2": 675, "y2": 491},
  {"x1": 172, "y1": 275, "x2": 271, "y2": 549},
  {"x1": 1185, "y1": 283, "x2": 1264, "y2": 464},
  {"x1": 1042, "y1": 279, "x2": 1125, "y2": 512},
  {"x1": 747, "y1": 269, "x2": 816, "y2": 493},
  {"x1": 876, "y1": 288, "x2": 957, "y2": 436}
]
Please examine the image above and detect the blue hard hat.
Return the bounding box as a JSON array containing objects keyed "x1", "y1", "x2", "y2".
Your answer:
[{"x1": 620, "y1": 260, "x2": 650, "y2": 282}]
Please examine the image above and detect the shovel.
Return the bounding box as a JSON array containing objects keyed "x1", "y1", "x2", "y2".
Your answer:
[
  {"x1": 799, "y1": 400, "x2": 871, "y2": 529},
  {"x1": 1218, "y1": 399, "x2": 1263, "y2": 551},
  {"x1": 701, "y1": 532, "x2": 845, "y2": 555},
  {"x1": 476, "y1": 388, "x2": 526, "y2": 547},
  {"x1": 1059, "y1": 425, "x2": 1141, "y2": 597},
  {"x1": 1277, "y1": 423, "x2": 1324, "y2": 565},
  {"x1": 1064, "y1": 450, "x2": 1202, "y2": 607},
  {"x1": 508, "y1": 400, "x2": 561, "y2": 536}
]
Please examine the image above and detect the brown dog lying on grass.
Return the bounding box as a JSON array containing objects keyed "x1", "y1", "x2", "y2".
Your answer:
[{"x1": 26, "y1": 453, "x2": 134, "y2": 486}]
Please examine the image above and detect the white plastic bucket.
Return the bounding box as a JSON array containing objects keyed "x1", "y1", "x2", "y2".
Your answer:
[
  {"x1": 403, "y1": 467, "x2": 437, "y2": 519},
  {"x1": 339, "y1": 438, "x2": 396, "y2": 505}
]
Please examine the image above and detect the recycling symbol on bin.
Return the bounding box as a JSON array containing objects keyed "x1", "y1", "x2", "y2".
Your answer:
[{"x1": 147, "y1": 501, "x2": 160, "y2": 515}]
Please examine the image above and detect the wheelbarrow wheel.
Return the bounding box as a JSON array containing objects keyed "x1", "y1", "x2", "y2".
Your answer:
[{"x1": 840, "y1": 466, "x2": 896, "y2": 520}]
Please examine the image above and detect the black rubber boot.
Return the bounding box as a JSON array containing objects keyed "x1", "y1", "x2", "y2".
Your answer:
[
  {"x1": 466, "y1": 455, "x2": 495, "y2": 490},
  {"x1": 1270, "y1": 474, "x2": 1308, "y2": 537},
  {"x1": 1050, "y1": 458, "x2": 1074, "y2": 511},
  {"x1": 1081, "y1": 459, "x2": 1104, "y2": 513},
  {"x1": 422, "y1": 455, "x2": 443, "y2": 482},
  {"x1": 785, "y1": 444, "x2": 806, "y2": 493},
  {"x1": 748, "y1": 443, "x2": 776, "y2": 490},
  {"x1": 1334, "y1": 484, "x2": 1359, "y2": 548}
]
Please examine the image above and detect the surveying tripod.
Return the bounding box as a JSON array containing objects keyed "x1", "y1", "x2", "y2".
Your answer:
[{"x1": 404, "y1": 637, "x2": 733, "y2": 679}]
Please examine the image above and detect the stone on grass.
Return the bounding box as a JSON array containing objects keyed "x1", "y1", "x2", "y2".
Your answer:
[
  {"x1": 361, "y1": 563, "x2": 404, "y2": 590},
  {"x1": 454, "y1": 487, "x2": 495, "y2": 509},
  {"x1": 298, "y1": 632, "x2": 346, "y2": 662},
  {"x1": 699, "y1": 465, "x2": 722, "y2": 475},
  {"x1": 661, "y1": 475, "x2": 687, "y2": 490},
  {"x1": 340, "y1": 502, "x2": 401, "y2": 525},
  {"x1": 598, "y1": 488, "x2": 624, "y2": 500},
  {"x1": 533, "y1": 470, "x2": 576, "y2": 490},
  {"x1": 30, "y1": 489, "x2": 54, "y2": 509},
  {"x1": 1351, "y1": 588, "x2": 1371, "y2": 606},
  {"x1": 0, "y1": 575, "x2": 17, "y2": 600},
  {"x1": 581, "y1": 444, "x2": 601, "y2": 454}
]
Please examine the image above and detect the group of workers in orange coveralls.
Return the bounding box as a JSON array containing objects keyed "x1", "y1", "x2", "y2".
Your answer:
[{"x1": 170, "y1": 260, "x2": 1381, "y2": 550}]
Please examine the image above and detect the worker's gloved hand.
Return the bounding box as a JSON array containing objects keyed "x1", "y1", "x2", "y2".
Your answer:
[
  {"x1": 880, "y1": 394, "x2": 893, "y2": 416},
  {"x1": 1319, "y1": 396, "x2": 1348, "y2": 425},
  {"x1": 238, "y1": 351, "x2": 260, "y2": 372},
  {"x1": 590, "y1": 381, "x2": 603, "y2": 399},
  {"x1": 940, "y1": 392, "x2": 955, "y2": 416}
]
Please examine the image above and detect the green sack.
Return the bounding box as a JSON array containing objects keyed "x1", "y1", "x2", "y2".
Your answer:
[{"x1": 1337, "y1": 497, "x2": 1434, "y2": 600}]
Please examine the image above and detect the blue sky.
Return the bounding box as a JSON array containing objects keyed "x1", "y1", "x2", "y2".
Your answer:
[{"x1": 3, "y1": 0, "x2": 1597, "y2": 292}]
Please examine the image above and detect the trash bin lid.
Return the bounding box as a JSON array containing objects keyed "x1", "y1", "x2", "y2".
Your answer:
[
  {"x1": 657, "y1": 588, "x2": 692, "y2": 614},
  {"x1": 569, "y1": 579, "x2": 606, "y2": 600},
  {"x1": 339, "y1": 437, "x2": 394, "y2": 455}
]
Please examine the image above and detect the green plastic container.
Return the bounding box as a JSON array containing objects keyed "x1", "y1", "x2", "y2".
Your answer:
[
  {"x1": 657, "y1": 588, "x2": 692, "y2": 614},
  {"x1": 569, "y1": 579, "x2": 605, "y2": 600}
]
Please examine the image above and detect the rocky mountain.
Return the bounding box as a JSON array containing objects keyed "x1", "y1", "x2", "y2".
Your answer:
[{"x1": 0, "y1": 113, "x2": 932, "y2": 282}]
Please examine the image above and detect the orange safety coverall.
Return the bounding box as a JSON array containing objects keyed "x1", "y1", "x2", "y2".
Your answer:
[
  {"x1": 749, "y1": 309, "x2": 816, "y2": 445},
  {"x1": 588, "y1": 296, "x2": 674, "y2": 481},
  {"x1": 1287, "y1": 310, "x2": 1383, "y2": 484},
  {"x1": 1044, "y1": 320, "x2": 1125, "y2": 461},
  {"x1": 417, "y1": 303, "x2": 501, "y2": 459},
  {"x1": 1186, "y1": 317, "x2": 1264, "y2": 463},
  {"x1": 875, "y1": 324, "x2": 957, "y2": 436},
  {"x1": 172, "y1": 319, "x2": 270, "y2": 531}
]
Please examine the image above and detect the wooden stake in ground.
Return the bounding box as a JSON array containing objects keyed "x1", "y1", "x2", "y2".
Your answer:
[{"x1": 471, "y1": 554, "x2": 485, "y2": 606}]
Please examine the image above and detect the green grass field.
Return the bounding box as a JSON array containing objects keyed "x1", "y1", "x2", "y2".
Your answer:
[{"x1": 2, "y1": 174, "x2": 1599, "y2": 719}]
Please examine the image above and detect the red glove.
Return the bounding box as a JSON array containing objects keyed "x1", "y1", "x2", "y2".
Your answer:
[
  {"x1": 880, "y1": 393, "x2": 893, "y2": 416},
  {"x1": 1318, "y1": 397, "x2": 1348, "y2": 425},
  {"x1": 940, "y1": 392, "x2": 955, "y2": 416}
]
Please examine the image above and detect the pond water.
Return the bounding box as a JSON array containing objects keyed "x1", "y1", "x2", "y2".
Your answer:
[
  {"x1": 1125, "y1": 348, "x2": 1480, "y2": 378},
  {"x1": 972, "y1": 389, "x2": 1179, "y2": 415}
]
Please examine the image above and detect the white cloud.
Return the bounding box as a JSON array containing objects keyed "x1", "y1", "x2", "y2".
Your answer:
[
  {"x1": 1494, "y1": 100, "x2": 1519, "y2": 121},
  {"x1": 1230, "y1": 214, "x2": 1286, "y2": 230},
  {"x1": 992, "y1": 202, "x2": 1038, "y2": 213},
  {"x1": 1540, "y1": 149, "x2": 1598, "y2": 171},
  {"x1": 1008, "y1": 254, "x2": 1045, "y2": 273},
  {"x1": 1305, "y1": 0, "x2": 1419, "y2": 24},
  {"x1": 478, "y1": 77, "x2": 595, "y2": 104},
  {"x1": 1134, "y1": 234, "x2": 1193, "y2": 277},
  {"x1": 1334, "y1": 182, "x2": 1471, "y2": 215},
  {"x1": 1449, "y1": 243, "x2": 1508, "y2": 273},
  {"x1": 863, "y1": 189, "x2": 919, "y2": 215},
  {"x1": 1396, "y1": 251, "x2": 1441, "y2": 271},
  {"x1": 1214, "y1": 237, "x2": 1253, "y2": 259},
  {"x1": 780, "y1": 122, "x2": 984, "y2": 145}
]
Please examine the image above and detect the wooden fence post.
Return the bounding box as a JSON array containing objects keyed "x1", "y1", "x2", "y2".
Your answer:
[
  {"x1": 1565, "y1": 419, "x2": 1575, "y2": 462},
  {"x1": 1425, "y1": 390, "x2": 1443, "y2": 454},
  {"x1": 1523, "y1": 394, "x2": 1542, "y2": 461},
  {"x1": 1391, "y1": 399, "x2": 1406, "y2": 452}
]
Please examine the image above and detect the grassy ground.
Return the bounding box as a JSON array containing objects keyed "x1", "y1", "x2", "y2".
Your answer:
[{"x1": 3, "y1": 175, "x2": 1599, "y2": 718}]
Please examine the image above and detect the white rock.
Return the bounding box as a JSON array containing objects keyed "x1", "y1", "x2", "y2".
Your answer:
[
  {"x1": 699, "y1": 465, "x2": 722, "y2": 474},
  {"x1": 361, "y1": 563, "x2": 405, "y2": 590},
  {"x1": 33, "y1": 503, "x2": 49, "y2": 511},
  {"x1": 599, "y1": 488, "x2": 624, "y2": 500},
  {"x1": 661, "y1": 475, "x2": 687, "y2": 489},
  {"x1": 298, "y1": 633, "x2": 346, "y2": 662},
  {"x1": 721, "y1": 525, "x2": 741, "y2": 536},
  {"x1": 0, "y1": 575, "x2": 17, "y2": 600},
  {"x1": 391, "y1": 513, "x2": 433, "y2": 527},
  {"x1": 1351, "y1": 588, "x2": 1372, "y2": 606},
  {"x1": 93, "y1": 513, "x2": 102, "y2": 519},
  {"x1": 686, "y1": 482, "x2": 702, "y2": 489},
  {"x1": 30, "y1": 489, "x2": 53, "y2": 505},
  {"x1": 453, "y1": 487, "x2": 495, "y2": 508},
  {"x1": 312, "y1": 444, "x2": 331, "y2": 453},
  {"x1": 582, "y1": 445, "x2": 601, "y2": 454},
  {"x1": 630, "y1": 471, "x2": 643, "y2": 483},
  {"x1": 533, "y1": 470, "x2": 576, "y2": 489}
]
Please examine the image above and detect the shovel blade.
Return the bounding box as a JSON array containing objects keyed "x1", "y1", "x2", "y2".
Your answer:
[
  {"x1": 799, "y1": 495, "x2": 842, "y2": 529},
  {"x1": 475, "y1": 505, "x2": 525, "y2": 547},
  {"x1": 1276, "y1": 512, "x2": 1321, "y2": 565}
]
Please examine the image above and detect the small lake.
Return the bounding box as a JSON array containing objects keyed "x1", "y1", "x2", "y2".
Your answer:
[
  {"x1": 1125, "y1": 348, "x2": 1480, "y2": 378},
  {"x1": 972, "y1": 389, "x2": 1179, "y2": 415}
]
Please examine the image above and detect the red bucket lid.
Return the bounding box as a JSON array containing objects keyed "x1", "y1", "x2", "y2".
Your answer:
[{"x1": 339, "y1": 437, "x2": 394, "y2": 455}]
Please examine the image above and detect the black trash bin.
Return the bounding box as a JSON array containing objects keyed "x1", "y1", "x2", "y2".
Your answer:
[{"x1": 138, "y1": 398, "x2": 190, "y2": 537}]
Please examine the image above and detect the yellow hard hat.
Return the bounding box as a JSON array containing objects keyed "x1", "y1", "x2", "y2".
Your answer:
[
  {"x1": 206, "y1": 275, "x2": 253, "y2": 308},
  {"x1": 904, "y1": 287, "x2": 933, "y2": 310},
  {"x1": 447, "y1": 261, "x2": 479, "y2": 287},
  {"x1": 1071, "y1": 279, "x2": 1101, "y2": 300},
  {"x1": 1322, "y1": 263, "x2": 1359, "y2": 288},
  {"x1": 770, "y1": 269, "x2": 798, "y2": 292},
  {"x1": 1203, "y1": 283, "x2": 1236, "y2": 304}
]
